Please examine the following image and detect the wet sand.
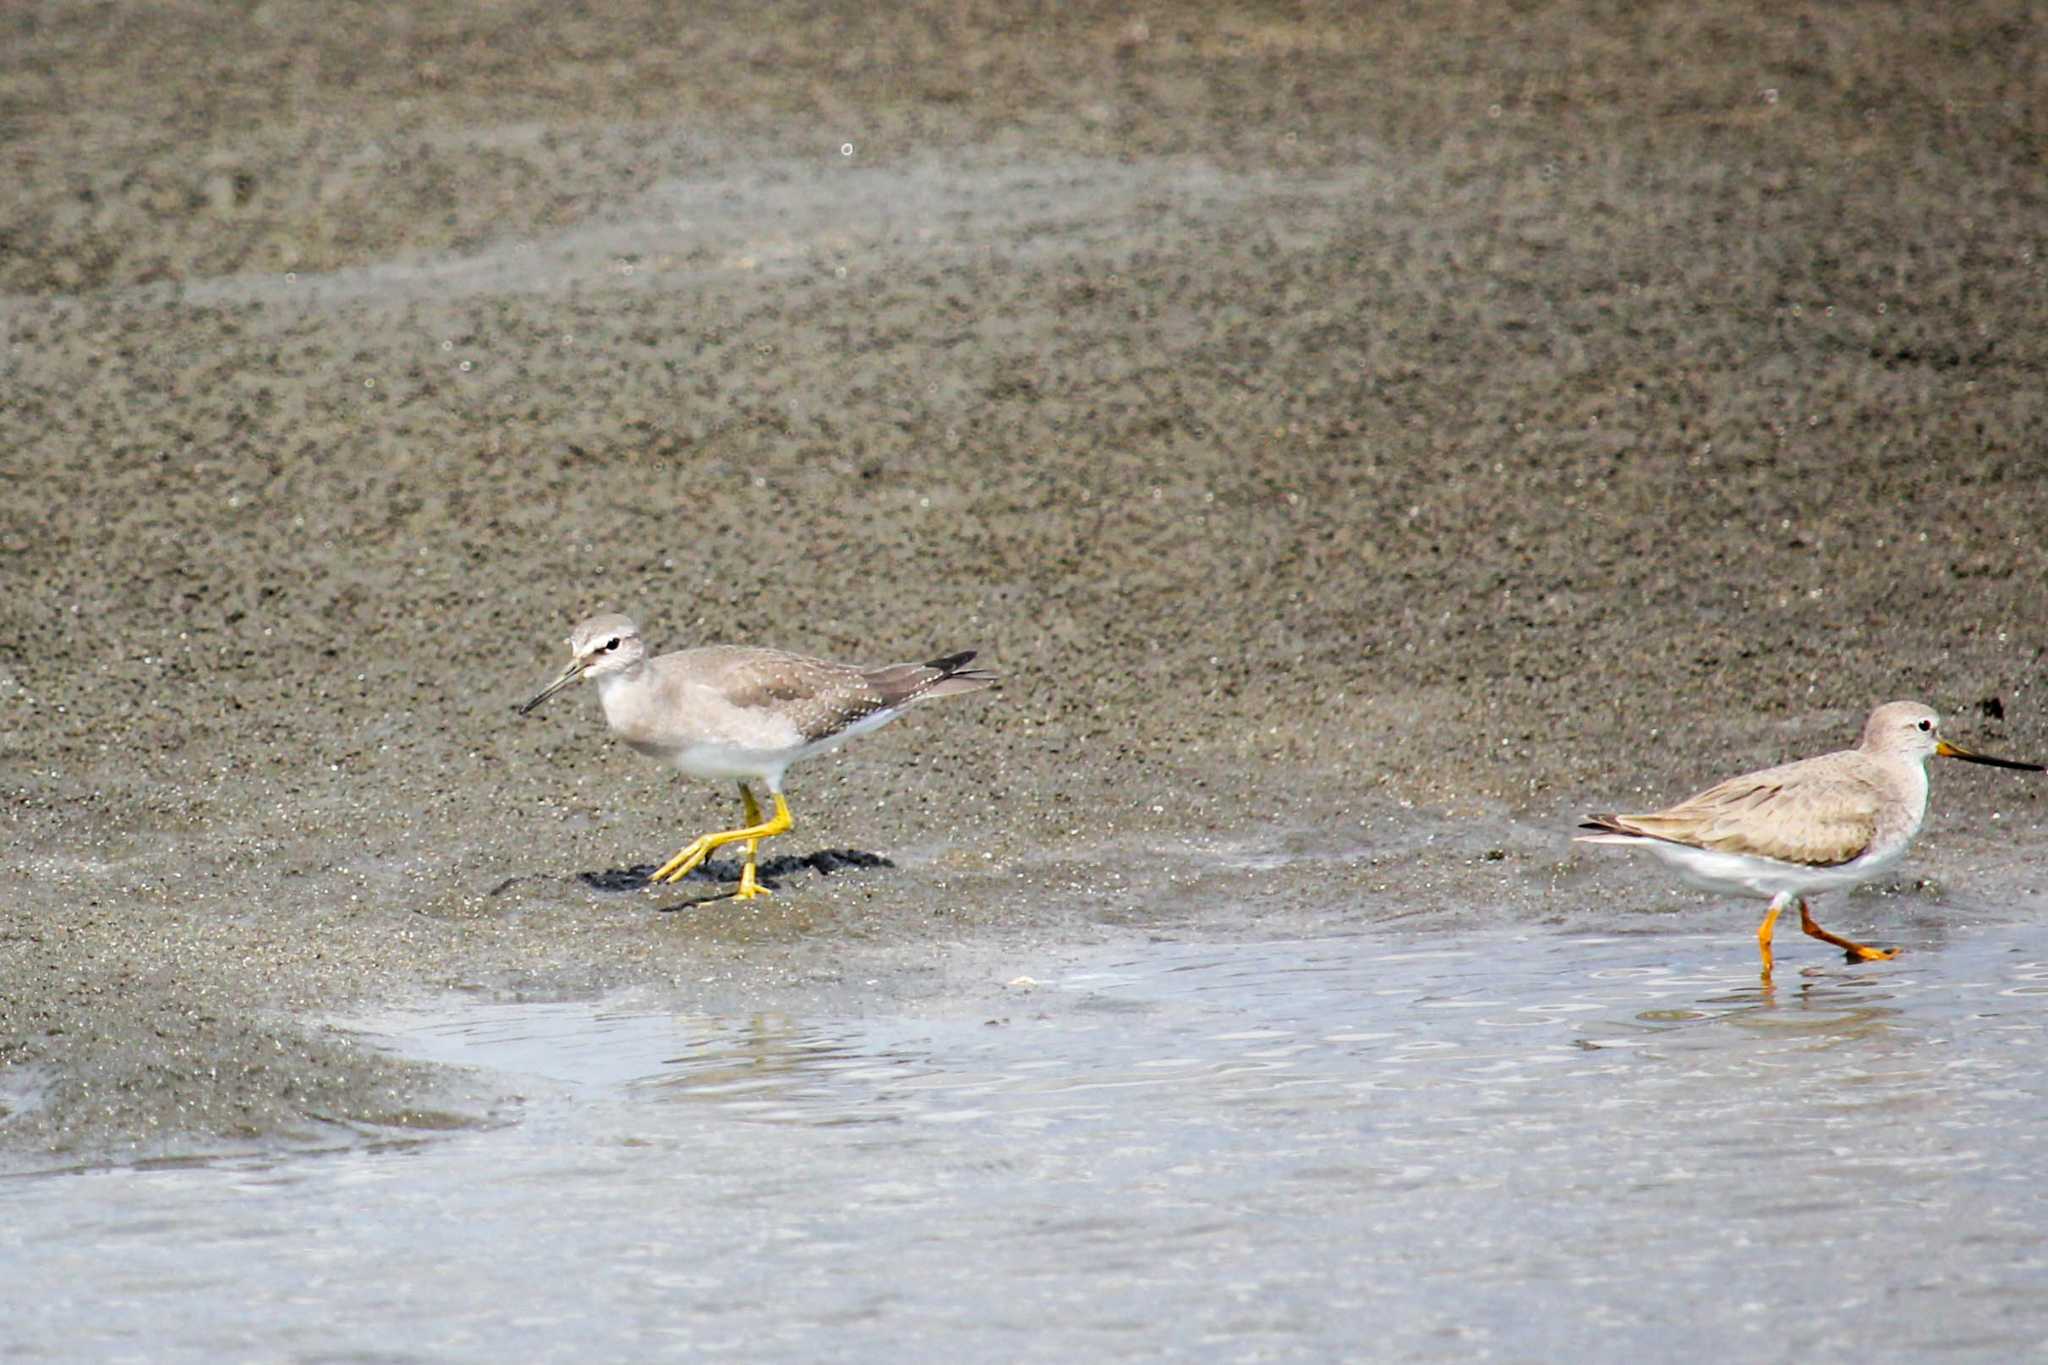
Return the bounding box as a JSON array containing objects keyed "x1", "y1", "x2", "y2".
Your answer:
[{"x1": 3, "y1": 1, "x2": 2044, "y2": 1160}]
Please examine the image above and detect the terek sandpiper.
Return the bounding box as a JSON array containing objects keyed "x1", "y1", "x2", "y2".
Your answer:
[
  {"x1": 1576, "y1": 701, "x2": 2040, "y2": 974},
  {"x1": 520, "y1": 613, "x2": 996, "y2": 900}
]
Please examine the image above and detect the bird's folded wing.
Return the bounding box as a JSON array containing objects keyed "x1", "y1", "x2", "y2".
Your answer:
[
  {"x1": 703, "y1": 650, "x2": 888, "y2": 741},
  {"x1": 1614, "y1": 769, "x2": 1880, "y2": 867}
]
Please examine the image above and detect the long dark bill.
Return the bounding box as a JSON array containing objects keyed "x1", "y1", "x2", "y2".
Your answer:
[
  {"x1": 519, "y1": 659, "x2": 584, "y2": 716},
  {"x1": 1936, "y1": 738, "x2": 2045, "y2": 772}
]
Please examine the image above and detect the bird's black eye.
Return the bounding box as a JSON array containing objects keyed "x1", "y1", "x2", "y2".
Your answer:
[
  {"x1": 1917, "y1": 719, "x2": 1932, "y2": 732},
  {"x1": 604, "y1": 638, "x2": 620, "y2": 651}
]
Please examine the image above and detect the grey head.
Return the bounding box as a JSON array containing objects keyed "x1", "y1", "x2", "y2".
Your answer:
[
  {"x1": 1860, "y1": 699, "x2": 2041, "y2": 771},
  {"x1": 519, "y1": 613, "x2": 648, "y2": 715}
]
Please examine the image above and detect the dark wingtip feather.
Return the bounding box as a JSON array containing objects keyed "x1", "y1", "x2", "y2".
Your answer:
[{"x1": 864, "y1": 650, "x2": 997, "y2": 706}]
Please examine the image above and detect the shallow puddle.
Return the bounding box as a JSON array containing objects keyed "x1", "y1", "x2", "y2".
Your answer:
[{"x1": 5, "y1": 925, "x2": 2047, "y2": 1360}]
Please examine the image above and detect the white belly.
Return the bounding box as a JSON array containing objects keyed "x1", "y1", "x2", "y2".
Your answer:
[
  {"x1": 637, "y1": 708, "x2": 903, "y2": 789},
  {"x1": 1640, "y1": 837, "x2": 1908, "y2": 900}
]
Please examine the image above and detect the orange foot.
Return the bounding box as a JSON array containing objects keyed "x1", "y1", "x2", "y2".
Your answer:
[{"x1": 1798, "y1": 901, "x2": 1899, "y2": 965}]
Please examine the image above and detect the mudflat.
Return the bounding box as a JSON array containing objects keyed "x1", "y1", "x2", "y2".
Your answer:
[{"x1": 2, "y1": 1, "x2": 2042, "y2": 1161}]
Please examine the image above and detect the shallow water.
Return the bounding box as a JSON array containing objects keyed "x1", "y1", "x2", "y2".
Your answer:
[{"x1": 6, "y1": 924, "x2": 2048, "y2": 1362}]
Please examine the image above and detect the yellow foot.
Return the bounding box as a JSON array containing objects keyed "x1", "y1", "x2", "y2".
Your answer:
[
  {"x1": 646, "y1": 792, "x2": 794, "y2": 888},
  {"x1": 649, "y1": 838, "x2": 715, "y2": 885},
  {"x1": 727, "y1": 837, "x2": 772, "y2": 900},
  {"x1": 1841, "y1": 944, "x2": 1901, "y2": 964}
]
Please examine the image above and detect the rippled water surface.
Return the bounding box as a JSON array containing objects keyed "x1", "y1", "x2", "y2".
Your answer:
[{"x1": 7, "y1": 926, "x2": 2048, "y2": 1361}]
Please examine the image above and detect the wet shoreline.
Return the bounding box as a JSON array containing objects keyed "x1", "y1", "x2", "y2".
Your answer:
[{"x1": 4, "y1": 0, "x2": 2045, "y2": 1164}]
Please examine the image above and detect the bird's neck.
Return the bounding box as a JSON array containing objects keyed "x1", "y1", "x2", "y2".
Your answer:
[
  {"x1": 1883, "y1": 758, "x2": 1933, "y2": 841},
  {"x1": 593, "y1": 661, "x2": 646, "y2": 716}
]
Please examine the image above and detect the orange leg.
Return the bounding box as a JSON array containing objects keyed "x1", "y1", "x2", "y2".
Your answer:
[
  {"x1": 1756, "y1": 899, "x2": 1784, "y2": 978},
  {"x1": 1799, "y1": 900, "x2": 1900, "y2": 964}
]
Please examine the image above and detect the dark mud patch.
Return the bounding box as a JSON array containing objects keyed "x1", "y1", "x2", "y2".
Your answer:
[{"x1": 576, "y1": 848, "x2": 896, "y2": 895}]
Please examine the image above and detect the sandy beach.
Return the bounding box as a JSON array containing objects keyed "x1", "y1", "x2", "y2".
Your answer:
[{"x1": 3, "y1": 0, "x2": 2043, "y2": 1161}]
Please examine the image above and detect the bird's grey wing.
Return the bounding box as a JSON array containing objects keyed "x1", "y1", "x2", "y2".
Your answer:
[{"x1": 679, "y1": 648, "x2": 891, "y2": 743}]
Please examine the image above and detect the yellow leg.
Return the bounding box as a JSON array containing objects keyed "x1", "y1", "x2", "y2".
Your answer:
[
  {"x1": 734, "y1": 784, "x2": 768, "y2": 900},
  {"x1": 1756, "y1": 901, "x2": 1783, "y2": 978},
  {"x1": 648, "y1": 791, "x2": 793, "y2": 887},
  {"x1": 1799, "y1": 900, "x2": 1899, "y2": 964}
]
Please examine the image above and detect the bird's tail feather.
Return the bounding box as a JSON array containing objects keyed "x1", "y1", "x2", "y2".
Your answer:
[
  {"x1": 866, "y1": 650, "x2": 997, "y2": 707},
  {"x1": 1574, "y1": 814, "x2": 1661, "y2": 844}
]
